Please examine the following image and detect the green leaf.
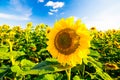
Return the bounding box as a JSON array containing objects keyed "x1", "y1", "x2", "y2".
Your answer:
[
  {"x1": 87, "y1": 56, "x2": 112, "y2": 80},
  {"x1": 34, "y1": 73, "x2": 63, "y2": 80},
  {"x1": 21, "y1": 59, "x2": 36, "y2": 70},
  {"x1": 0, "y1": 51, "x2": 25, "y2": 60},
  {"x1": 32, "y1": 58, "x2": 59, "y2": 69},
  {"x1": 38, "y1": 48, "x2": 47, "y2": 55},
  {"x1": 89, "y1": 49, "x2": 101, "y2": 57},
  {"x1": 22, "y1": 58, "x2": 71, "y2": 76},
  {"x1": 0, "y1": 46, "x2": 9, "y2": 59},
  {"x1": 9, "y1": 51, "x2": 25, "y2": 59},
  {"x1": 87, "y1": 56, "x2": 102, "y2": 69},
  {"x1": 11, "y1": 65, "x2": 21, "y2": 72},
  {"x1": 0, "y1": 52, "x2": 10, "y2": 59},
  {"x1": 11, "y1": 65, "x2": 23, "y2": 76},
  {"x1": 0, "y1": 65, "x2": 9, "y2": 73},
  {"x1": 73, "y1": 75, "x2": 80, "y2": 80},
  {"x1": 96, "y1": 70, "x2": 112, "y2": 80},
  {"x1": 0, "y1": 45, "x2": 8, "y2": 52},
  {"x1": 41, "y1": 74, "x2": 55, "y2": 80}
]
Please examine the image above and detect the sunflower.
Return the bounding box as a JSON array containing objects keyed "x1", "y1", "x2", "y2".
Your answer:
[
  {"x1": 105, "y1": 63, "x2": 119, "y2": 70},
  {"x1": 47, "y1": 17, "x2": 91, "y2": 66},
  {"x1": 90, "y1": 26, "x2": 97, "y2": 31},
  {"x1": 46, "y1": 26, "x2": 51, "y2": 34}
]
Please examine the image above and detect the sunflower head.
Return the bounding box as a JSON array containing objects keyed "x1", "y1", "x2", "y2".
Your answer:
[
  {"x1": 117, "y1": 45, "x2": 120, "y2": 49},
  {"x1": 105, "y1": 63, "x2": 119, "y2": 70},
  {"x1": 98, "y1": 31, "x2": 104, "y2": 38},
  {"x1": 47, "y1": 17, "x2": 91, "y2": 66},
  {"x1": 90, "y1": 27, "x2": 97, "y2": 31},
  {"x1": 2, "y1": 24, "x2": 10, "y2": 31},
  {"x1": 13, "y1": 26, "x2": 21, "y2": 32},
  {"x1": 27, "y1": 22, "x2": 33, "y2": 27},
  {"x1": 46, "y1": 26, "x2": 51, "y2": 34},
  {"x1": 39, "y1": 23, "x2": 45, "y2": 29},
  {"x1": 112, "y1": 29, "x2": 117, "y2": 34}
]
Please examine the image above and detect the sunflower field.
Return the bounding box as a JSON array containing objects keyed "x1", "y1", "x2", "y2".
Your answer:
[{"x1": 0, "y1": 17, "x2": 120, "y2": 80}]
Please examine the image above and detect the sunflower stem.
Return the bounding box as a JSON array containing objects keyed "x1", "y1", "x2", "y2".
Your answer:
[
  {"x1": 66, "y1": 68, "x2": 71, "y2": 80},
  {"x1": 81, "y1": 62, "x2": 85, "y2": 79}
]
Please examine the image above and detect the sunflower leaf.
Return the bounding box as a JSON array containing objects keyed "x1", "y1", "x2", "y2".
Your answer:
[
  {"x1": 89, "y1": 49, "x2": 101, "y2": 57},
  {"x1": 87, "y1": 56, "x2": 112, "y2": 80},
  {"x1": 0, "y1": 45, "x2": 8, "y2": 52},
  {"x1": 22, "y1": 58, "x2": 71, "y2": 76},
  {"x1": 21, "y1": 59, "x2": 36, "y2": 67},
  {"x1": 11, "y1": 65, "x2": 23, "y2": 76},
  {"x1": 21, "y1": 59, "x2": 36, "y2": 70},
  {"x1": 0, "y1": 52, "x2": 10, "y2": 60},
  {"x1": 73, "y1": 75, "x2": 80, "y2": 80},
  {"x1": 0, "y1": 46, "x2": 9, "y2": 59},
  {"x1": 8, "y1": 51, "x2": 25, "y2": 59}
]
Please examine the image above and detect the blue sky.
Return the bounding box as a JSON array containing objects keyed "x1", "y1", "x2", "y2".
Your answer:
[{"x1": 0, "y1": 0, "x2": 120, "y2": 30}]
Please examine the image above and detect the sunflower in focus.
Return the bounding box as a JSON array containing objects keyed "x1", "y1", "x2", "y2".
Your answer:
[{"x1": 47, "y1": 17, "x2": 91, "y2": 66}]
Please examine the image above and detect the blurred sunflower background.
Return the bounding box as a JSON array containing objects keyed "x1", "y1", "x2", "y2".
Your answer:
[{"x1": 1, "y1": 0, "x2": 120, "y2": 80}]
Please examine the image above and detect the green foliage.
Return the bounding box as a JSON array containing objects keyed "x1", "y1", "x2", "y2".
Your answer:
[
  {"x1": 0, "y1": 23, "x2": 118, "y2": 80},
  {"x1": 91, "y1": 29, "x2": 120, "y2": 79},
  {"x1": 0, "y1": 45, "x2": 8, "y2": 52}
]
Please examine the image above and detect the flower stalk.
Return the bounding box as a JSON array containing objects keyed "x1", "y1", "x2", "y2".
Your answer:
[{"x1": 66, "y1": 68, "x2": 71, "y2": 80}]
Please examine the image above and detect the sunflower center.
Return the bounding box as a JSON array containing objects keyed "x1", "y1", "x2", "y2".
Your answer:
[{"x1": 54, "y1": 28, "x2": 80, "y2": 55}]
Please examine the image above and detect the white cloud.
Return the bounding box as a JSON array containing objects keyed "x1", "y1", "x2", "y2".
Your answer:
[
  {"x1": 48, "y1": 12, "x2": 53, "y2": 15},
  {"x1": 50, "y1": 9, "x2": 58, "y2": 13},
  {"x1": 0, "y1": 13, "x2": 30, "y2": 20},
  {"x1": 5, "y1": 0, "x2": 32, "y2": 20},
  {"x1": 45, "y1": 1, "x2": 64, "y2": 9},
  {"x1": 45, "y1": 1, "x2": 64, "y2": 15},
  {"x1": 38, "y1": 0, "x2": 44, "y2": 3},
  {"x1": 3, "y1": 0, "x2": 32, "y2": 20}
]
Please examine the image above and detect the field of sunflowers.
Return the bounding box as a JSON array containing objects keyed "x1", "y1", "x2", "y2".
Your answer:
[{"x1": 0, "y1": 17, "x2": 120, "y2": 80}]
